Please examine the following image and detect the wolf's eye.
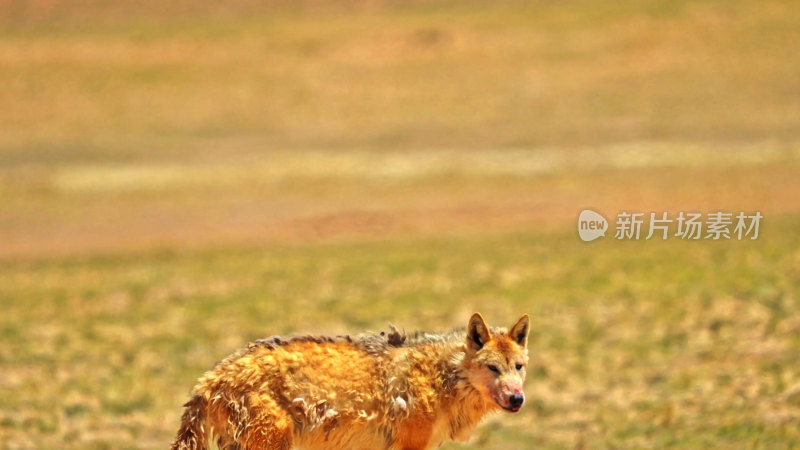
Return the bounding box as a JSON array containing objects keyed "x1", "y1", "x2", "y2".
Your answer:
[
  {"x1": 515, "y1": 363, "x2": 523, "y2": 371},
  {"x1": 487, "y1": 365, "x2": 500, "y2": 374}
]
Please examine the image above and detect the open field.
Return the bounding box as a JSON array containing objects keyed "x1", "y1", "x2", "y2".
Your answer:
[
  {"x1": 1, "y1": 0, "x2": 800, "y2": 448},
  {"x1": 3, "y1": 220, "x2": 800, "y2": 449}
]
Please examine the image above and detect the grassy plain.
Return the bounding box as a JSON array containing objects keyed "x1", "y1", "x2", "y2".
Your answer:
[{"x1": 1, "y1": 0, "x2": 800, "y2": 448}]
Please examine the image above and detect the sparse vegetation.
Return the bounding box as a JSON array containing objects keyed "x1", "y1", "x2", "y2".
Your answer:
[{"x1": 1, "y1": 0, "x2": 799, "y2": 448}]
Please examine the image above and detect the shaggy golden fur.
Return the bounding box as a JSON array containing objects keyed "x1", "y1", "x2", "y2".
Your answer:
[{"x1": 170, "y1": 313, "x2": 530, "y2": 450}]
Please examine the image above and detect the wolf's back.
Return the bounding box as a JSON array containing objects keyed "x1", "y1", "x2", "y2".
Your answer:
[{"x1": 170, "y1": 335, "x2": 398, "y2": 449}]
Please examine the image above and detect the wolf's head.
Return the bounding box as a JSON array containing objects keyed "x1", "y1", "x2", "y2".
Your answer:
[{"x1": 462, "y1": 312, "x2": 530, "y2": 413}]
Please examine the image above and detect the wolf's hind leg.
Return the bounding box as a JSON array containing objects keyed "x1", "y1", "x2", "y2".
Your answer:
[{"x1": 235, "y1": 393, "x2": 293, "y2": 450}]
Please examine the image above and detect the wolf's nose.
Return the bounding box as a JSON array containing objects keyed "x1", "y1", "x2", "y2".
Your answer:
[{"x1": 509, "y1": 394, "x2": 524, "y2": 408}]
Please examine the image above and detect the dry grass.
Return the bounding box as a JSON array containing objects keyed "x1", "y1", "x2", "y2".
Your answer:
[{"x1": 1, "y1": 146, "x2": 800, "y2": 259}]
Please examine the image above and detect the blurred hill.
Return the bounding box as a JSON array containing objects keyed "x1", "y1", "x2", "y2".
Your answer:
[{"x1": 2, "y1": 0, "x2": 799, "y2": 162}]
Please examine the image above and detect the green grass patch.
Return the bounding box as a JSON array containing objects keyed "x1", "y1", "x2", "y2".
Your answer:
[{"x1": 1, "y1": 220, "x2": 799, "y2": 447}]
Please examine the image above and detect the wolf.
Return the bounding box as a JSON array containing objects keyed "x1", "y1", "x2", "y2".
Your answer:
[{"x1": 170, "y1": 312, "x2": 530, "y2": 450}]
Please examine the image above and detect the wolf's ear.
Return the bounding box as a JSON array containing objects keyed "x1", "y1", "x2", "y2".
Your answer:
[
  {"x1": 509, "y1": 314, "x2": 530, "y2": 348},
  {"x1": 467, "y1": 313, "x2": 491, "y2": 351}
]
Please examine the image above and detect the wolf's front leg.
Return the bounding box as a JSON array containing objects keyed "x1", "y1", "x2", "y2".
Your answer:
[{"x1": 392, "y1": 417, "x2": 433, "y2": 450}]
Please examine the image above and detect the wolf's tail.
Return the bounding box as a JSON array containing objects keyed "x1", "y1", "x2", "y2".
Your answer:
[{"x1": 170, "y1": 395, "x2": 208, "y2": 450}]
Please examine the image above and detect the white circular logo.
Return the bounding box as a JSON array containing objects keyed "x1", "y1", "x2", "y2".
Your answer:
[{"x1": 577, "y1": 209, "x2": 608, "y2": 242}]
